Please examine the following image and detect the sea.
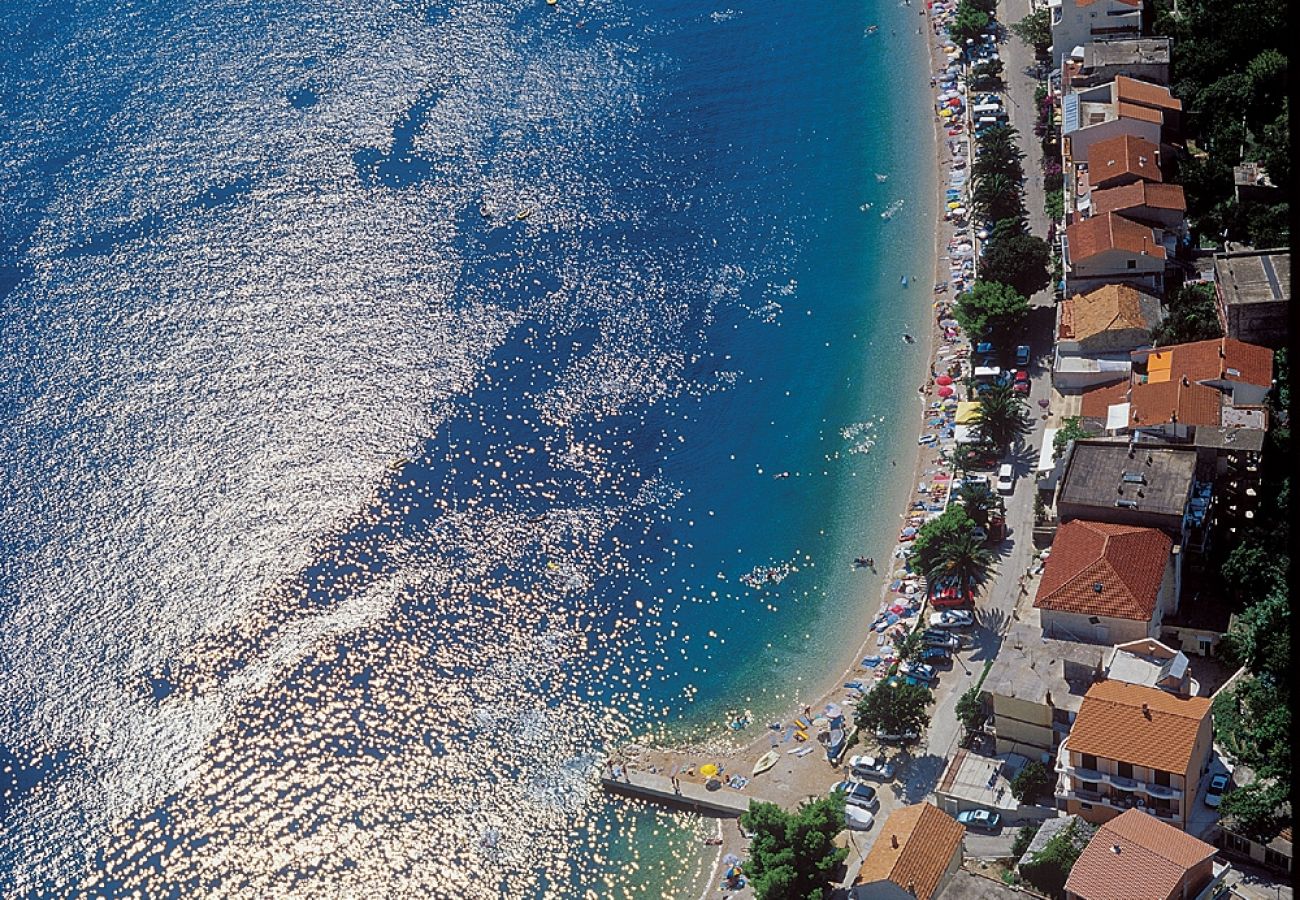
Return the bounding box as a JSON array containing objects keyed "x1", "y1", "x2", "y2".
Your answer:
[{"x1": 0, "y1": 0, "x2": 936, "y2": 896}]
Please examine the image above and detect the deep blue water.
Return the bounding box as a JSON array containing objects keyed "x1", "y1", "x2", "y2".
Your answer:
[{"x1": 0, "y1": 0, "x2": 934, "y2": 895}]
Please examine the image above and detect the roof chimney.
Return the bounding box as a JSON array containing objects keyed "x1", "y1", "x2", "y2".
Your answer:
[
  {"x1": 1181, "y1": 375, "x2": 1189, "y2": 386},
  {"x1": 891, "y1": 834, "x2": 900, "y2": 849},
  {"x1": 1111, "y1": 844, "x2": 1123, "y2": 854},
  {"x1": 1141, "y1": 703, "x2": 1151, "y2": 719}
]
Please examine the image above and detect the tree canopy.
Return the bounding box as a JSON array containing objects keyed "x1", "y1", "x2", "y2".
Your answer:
[
  {"x1": 979, "y1": 229, "x2": 1051, "y2": 297},
  {"x1": 954, "y1": 280, "x2": 1030, "y2": 340},
  {"x1": 948, "y1": 0, "x2": 990, "y2": 43},
  {"x1": 1010, "y1": 762, "x2": 1054, "y2": 805},
  {"x1": 973, "y1": 383, "x2": 1031, "y2": 449},
  {"x1": 1009, "y1": 9, "x2": 1050, "y2": 56},
  {"x1": 855, "y1": 681, "x2": 932, "y2": 737},
  {"x1": 1018, "y1": 820, "x2": 1092, "y2": 899},
  {"x1": 1150, "y1": 282, "x2": 1222, "y2": 346},
  {"x1": 1052, "y1": 416, "x2": 1094, "y2": 459},
  {"x1": 740, "y1": 796, "x2": 849, "y2": 900}
]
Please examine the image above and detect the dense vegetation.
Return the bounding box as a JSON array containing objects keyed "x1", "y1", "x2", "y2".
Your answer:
[
  {"x1": 910, "y1": 506, "x2": 995, "y2": 601},
  {"x1": 740, "y1": 796, "x2": 849, "y2": 900},
  {"x1": 1149, "y1": 282, "x2": 1223, "y2": 346},
  {"x1": 855, "y1": 681, "x2": 933, "y2": 739},
  {"x1": 1018, "y1": 820, "x2": 1093, "y2": 899},
  {"x1": 1155, "y1": 0, "x2": 1290, "y2": 246}
]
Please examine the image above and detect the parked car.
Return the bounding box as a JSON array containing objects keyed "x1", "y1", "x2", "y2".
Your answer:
[
  {"x1": 845, "y1": 806, "x2": 876, "y2": 830},
  {"x1": 1015, "y1": 344, "x2": 1030, "y2": 366},
  {"x1": 1205, "y1": 773, "x2": 1230, "y2": 808},
  {"x1": 957, "y1": 808, "x2": 1001, "y2": 831},
  {"x1": 903, "y1": 662, "x2": 937, "y2": 686},
  {"x1": 848, "y1": 755, "x2": 897, "y2": 782},
  {"x1": 922, "y1": 629, "x2": 961, "y2": 650},
  {"x1": 962, "y1": 474, "x2": 990, "y2": 489},
  {"x1": 971, "y1": 525, "x2": 989, "y2": 542},
  {"x1": 875, "y1": 727, "x2": 920, "y2": 744},
  {"x1": 929, "y1": 610, "x2": 974, "y2": 629},
  {"x1": 830, "y1": 780, "x2": 880, "y2": 811},
  {"x1": 996, "y1": 463, "x2": 1014, "y2": 494},
  {"x1": 921, "y1": 646, "x2": 953, "y2": 666}
]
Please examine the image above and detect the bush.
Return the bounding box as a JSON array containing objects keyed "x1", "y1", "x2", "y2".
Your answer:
[
  {"x1": 1011, "y1": 761, "x2": 1054, "y2": 805},
  {"x1": 1045, "y1": 189, "x2": 1064, "y2": 222},
  {"x1": 1012, "y1": 824, "x2": 1041, "y2": 859},
  {"x1": 741, "y1": 796, "x2": 849, "y2": 900},
  {"x1": 1019, "y1": 821, "x2": 1089, "y2": 899}
]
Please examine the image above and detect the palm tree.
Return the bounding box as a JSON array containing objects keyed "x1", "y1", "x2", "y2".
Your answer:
[
  {"x1": 930, "y1": 531, "x2": 994, "y2": 603},
  {"x1": 970, "y1": 173, "x2": 1024, "y2": 223},
  {"x1": 973, "y1": 383, "x2": 1031, "y2": 449},
  {"x1": 955, "y1": 481, "x2": 998, "y2": 527}
]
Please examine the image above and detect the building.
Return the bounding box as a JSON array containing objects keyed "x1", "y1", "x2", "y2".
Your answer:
[
  {"x1": 1034, "y1": 520, "x2": 1177, "y2": 645},
  {"x1": 1232, "y1": 162, "x2": 1282, "y2": 204},
  {"x1": 1063, "y1": 212, "x2": 1171, "y2": 296},
  {"x1": 1065, "y1": 808, "x2": 1230, "y2": 900},
  {"x1": 1082, "y1": 338, "x2": 1275, "y2": 444},
  {"x1": 1218, "y1": 809, "x2": 1292, "y2": 875},
  {"x1": 1075, "y1": 37, "x2": 1171, "y2": 87},
  {"x1": 1048, "y1": 0, "x2": 1143, "y2": 66},
  {"x1": 1055, "y1": 681, "x2": 1213, "y2": 830},
  {"x1": 1104, "y1": 638, "x2": 1197, "y2": 696},
  {"x1": 853, "y1": 803, "x2": 966, "y2": 900},
  {"x1": 1053, "y1": 284, "x2": 1163, "y2": 390},
  {"x1": 1212, "y1": 248, "x2": 1290, "y2": 350},
  {"x1": 1087, "y1": 133, "x2": 1164, "y2": 190},
  {"x1": 984, "y1": 623, "x2": 1107, "y2": 758},
  {"x1": 1062, "y1": 78, "x2": 1180, "y2": 165},
  {"x1": 1055, "y1": 440, "x2": 1198, "y2": 539},
  {"x1": 933, "y1": 749, "x2": 1057, "y2": 826},
  {"x1": 1091, "y1": 181, "x2": 1187, "y2": 230}
]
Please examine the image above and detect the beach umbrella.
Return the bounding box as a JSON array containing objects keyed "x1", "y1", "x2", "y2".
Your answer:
[
  {"x1": 825, "y1": 702, "x2": 843, "y2": 720},
  {"x1": 939, "y1": 108, "x2": 953, "y2": 118},
  {"x1": 939, "y1": 318, "x2": 959, "y2": 328},
  {"x1": 1038, "y1": 398, "x2": 1051, "y2": 408},
  {"x1": 947, "y1": 98, "x2": 962, "y2": 107},
  {"x1": 700, "y1": 763, "x2": 719, "y2": 777},
  {"x1": 937, "y1": 385, "x2": 954, "y2": 397},
  {"x1": 935, "y1": 374, "x2": 953, "y2": 385},
  {"x1": 723, "y1": 854, "x2": 741, "y2": 866}
]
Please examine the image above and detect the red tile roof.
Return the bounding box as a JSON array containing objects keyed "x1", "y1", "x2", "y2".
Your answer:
[
  {"x1": 1067, "y1": 213, "x2": 1166, "y2": 262},
  {"x1": 1158, "y1": 337, "x2": 1274, "y2": 389},
  {"x1": 1066, "y1": 809, "x2": 1216, "y2": 900},
  {"x1": 854, "y1": 803, "x2": 966, "y2": 900},
  {"x1": 1080, "y1": 380, "x2": 1131, "y2": 418},
  {"x1": 1088, "y1": 135, "x2": 1164, "y2": 187},
  {"x1": 1092, "y1": 182, "x2": 1187, "y2": 215},
  {"x1": 1068, "y1": 681, "x2": 1213, "y2": 775},
  {"x1": 1118, "y1": 102, "x2": 1166, "y2": 125},
  {"x1": 1115, "y1": 76, "x2": 1183, "y2": 112},
  {"x1": 1129, "y1": 379, "x2": 1223, "y2": 427},
  {"x1": 1034, "y1": 520, "x2": 1172, "y2": 621}
]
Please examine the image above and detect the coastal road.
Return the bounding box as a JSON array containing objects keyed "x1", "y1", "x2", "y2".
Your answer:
[{"x1": 999, "y1": 0, "x2": 1051, "y2": 276}]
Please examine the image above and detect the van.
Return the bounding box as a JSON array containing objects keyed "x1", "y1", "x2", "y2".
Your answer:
[
  {"x1": 973, "y1": 366, "x2": 1002, "y2": 381},
  {"x1": 996, "y1": 463, "x2": 1014, "y2": 494},
  {"x1": 972, "y1": 103, "x2": 1003, "y2": 117}
]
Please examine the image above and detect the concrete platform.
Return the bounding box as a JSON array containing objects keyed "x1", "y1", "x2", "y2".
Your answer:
[{"x1": 600, "y1": 770, "x2": 772, "y2": 818}]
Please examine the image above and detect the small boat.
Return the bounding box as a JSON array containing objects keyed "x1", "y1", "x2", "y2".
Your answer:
[
  {"x1": 875, "y1": 173, "x2": 888, "y2": 182},
  {"x1": 866, "y1": 24, "x2": 879, "y2": 34},
  {"x1": 901, "y1": 275, "x2": 909, "y2": 287},
  {"x1": 773, "y1": 471, "x2": 790, "y2": 479},
  {"x1": 902, "y1": 333, "x2": 916, "y2": 344},
  {"x1": 752, "y1": 750, "x2": 780, "y2": 776},
  {"x1": 515, "y1": 206, "x2": 535, "y2": 221}
]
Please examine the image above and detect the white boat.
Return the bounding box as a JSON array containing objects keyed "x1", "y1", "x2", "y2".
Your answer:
[{"x1": 752, "y1": 750, "x2": 780, "y2": 776}]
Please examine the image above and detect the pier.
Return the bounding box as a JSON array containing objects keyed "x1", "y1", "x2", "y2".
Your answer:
[{"x1": 600, "y1": 769, "x2": 777, "y2": 817}]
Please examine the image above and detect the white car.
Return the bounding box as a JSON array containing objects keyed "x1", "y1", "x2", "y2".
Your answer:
[
  {"x1": 929, "y1": 610, "x2": 974, "y2": 630},
  {"x1": 845, "y1": 806, "x2": 876, "y2": 830},
  {"x1": 848, "y1": 754, "x2": 897, "y2": 781},
  {"x1": 1204, "y1": 773, "x2": 1230, "y2": 808},
  {"x1": 996, "y1": 463, "x2": 1014, "y2": 494}
]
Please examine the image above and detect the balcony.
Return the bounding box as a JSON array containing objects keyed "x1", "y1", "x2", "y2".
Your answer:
[
  {"x1": 1059, "y1": 785, "x2": 1180, "y2": 821},
  {"x1": 1055, "y1": 741, "x2": 1184, "y2": 800}
]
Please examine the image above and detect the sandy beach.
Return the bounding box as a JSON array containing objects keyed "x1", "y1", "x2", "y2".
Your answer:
[{"x1": 605, "y1": 6, "x2": 986, "y2": 896}]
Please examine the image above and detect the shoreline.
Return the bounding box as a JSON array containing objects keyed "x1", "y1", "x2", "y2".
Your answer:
[{"x1": 616, "y1": 9, "x2": 974, "y2": 898}]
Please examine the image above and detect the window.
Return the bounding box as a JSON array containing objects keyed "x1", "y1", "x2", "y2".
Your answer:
[
  {"x1": 1080, "y1": 802, "x2": 1093, "y2": 810},
  {"x1": 1198, "y1": 637, "x2": 1213, "y2": 656},
  {"x1": 1152, "y1": 797, "x2": 1171, "y2": 810},
  {"x1": 1153, "y1": 769, "x2": 1171, "y2": 787},
  {"x1": 1127, "y1": 259, "x2": 1137, "y2": 269},
  {"x1": 1221, "y1": 833, "x2": 1251, "y2": 854},
  {"x1": 1117, "y1": 761, "x2": 1134, "y2": 779},
  {"x1": 1264, "y1": 847, "x2": 1290, "y2": 870},
  {"x1": 1081, "y1": 753, "x2": 1098, "y2": 771}
]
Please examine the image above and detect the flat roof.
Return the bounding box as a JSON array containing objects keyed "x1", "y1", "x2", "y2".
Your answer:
[
  {"x1": 1213, "y1": 248, "x2": 1291, "y2": 306},
  {"x1": 985, "y1": 622, "x2": 1106, "y2": 709},
  {"x1": 1058, "y1": 440, "x2": 1196, "y2": 518},
  {"x1": 1083, "y1": 37, "x2": 1171, "y2": 71},
  {"x1": 1189, "y1": 426, "x2": 1265, "y2": 453},
  {"x1": 935, "y1": 749, "x2": 1029, "y2": 814}
]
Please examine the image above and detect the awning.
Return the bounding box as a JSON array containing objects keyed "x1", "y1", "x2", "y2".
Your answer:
[
  {"x1": 1038, "y1": 427, "x2": 1059, "y2": 473},
  {"x1": 955, "y1": 400, "x2": 981, "y2": 424}
]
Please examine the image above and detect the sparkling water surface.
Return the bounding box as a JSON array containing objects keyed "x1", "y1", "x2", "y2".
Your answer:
[{"x1": 0, "y1": 0, "x2": 934, "y2": 895}]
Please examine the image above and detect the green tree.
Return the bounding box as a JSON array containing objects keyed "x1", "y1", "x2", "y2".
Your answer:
[
  {"x1": 1052, "y1": 416, "x2": 1094, "y2": 459},
  {"x1": 1019, "y1": 821, "x2": 1090, "y2": 899},
  {"x1": 955, "y1": 480, "x2": 998, "y2": 527},
  {"x1": 895, "y1": 629, "x2": 925, "y2": 663},
  {"x1": 971, "y1": 172, "x2": 1025, "y2": 224},
  {"x1": 1009, "y1": 8, "x2": 1051, "y2": 56},
  {"x1": 954, "y1": 280, "x2": 1031, "y2": 340},
  {"x1": 949, "y1": 0, "x2": 990, "y2": 43},
  {"x1": 855, "y1": 682, "x2": 932, "y2": 737},
  {"x1": 1011, "y1": 824, "x2": 1041, "y2": 860},
  {"x1": 1218, "y1": 589, "x2": 1289, "y2": 681},
  {"x1": 1044, "y1": 189, "x2": 1064, "y2": 222},
  {"x1": 1010, "y1": 762, "x2": 1054, "y2": 805},
  {"x1": 741, "y1": 796, "x2": 849, "y2": 900},
  {"x1": 974, "y1": 383, "x2": 1031, "y2": 449},
  {"x1": 1219, "y1": 780, "x2": 1288, "y2": 844},
  {"x1": 955, "y1": 684, "x2": 985, "y2": 735},
  {"x1": 1150, "y1": 282, "x2": 1223, "y2": 346},
  {"x1": 973, "y1": 126, "x2": 1024, "y2": 181},
  {"x1": 970, "y1": 58, "x2": 1004, "y2": 90},
  {"x1": 911, "y1": 507, "x2": 980, "y2": 589},
  {"x1": 1219, "y1": 541, "x2": 1286, "y2": 609},
  {"x1": 980, "y1": 230, "x2": 1051, "y2": 297}
]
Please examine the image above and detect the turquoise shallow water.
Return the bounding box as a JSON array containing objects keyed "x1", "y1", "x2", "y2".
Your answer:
[{"x1": 0, "y1": 0, "x2": 934, "y2": 895}]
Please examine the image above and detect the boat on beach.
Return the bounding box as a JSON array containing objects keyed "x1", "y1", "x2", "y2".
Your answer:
[{"x1": 752, "y1": 750, "x2": 780, "y2": 776}]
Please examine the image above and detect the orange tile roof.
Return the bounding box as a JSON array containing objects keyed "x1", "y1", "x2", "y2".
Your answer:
[
  {"x1": 1156, "y1": 337, "x2": 1274, "y2": 388},
  {"x1": 1088, "y1": 135, "x2": 1164, "y2": 186},
  {"x1": 1115, "y1": 76, "x2": 1183, "y2": 112},
  {"x1": 1129, "y1": 379, "x2": 1223, "y2": 427},
  {"x1": 854, "y1": 803, "x2": 965, "y2": 900},
  {"x1": 1034, "y1": 520, "x2": 1172, "y2": 621},
  {"x1": 1118, "y1": 102, "x2": 1165, "y2": 125},
  {"x1": 1066, "y1": 809, "x2": 1216, "y2": 900},
  {"x1": 1092, "y1": 182, "x2": 1187, "y2": 215},
  {"x1": 1080, "y1": 380, "x2": 1130, "y2": 418},
  {"x1": 1069, "y1": 681, "x2": 1211, "y2": 774},
  {"x1": 1063, "y1": 283, "x2": 1161, "y2": 341},
  {"x1": 1067, "y1": 213, "x2": 1166, "y2": 262}
]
